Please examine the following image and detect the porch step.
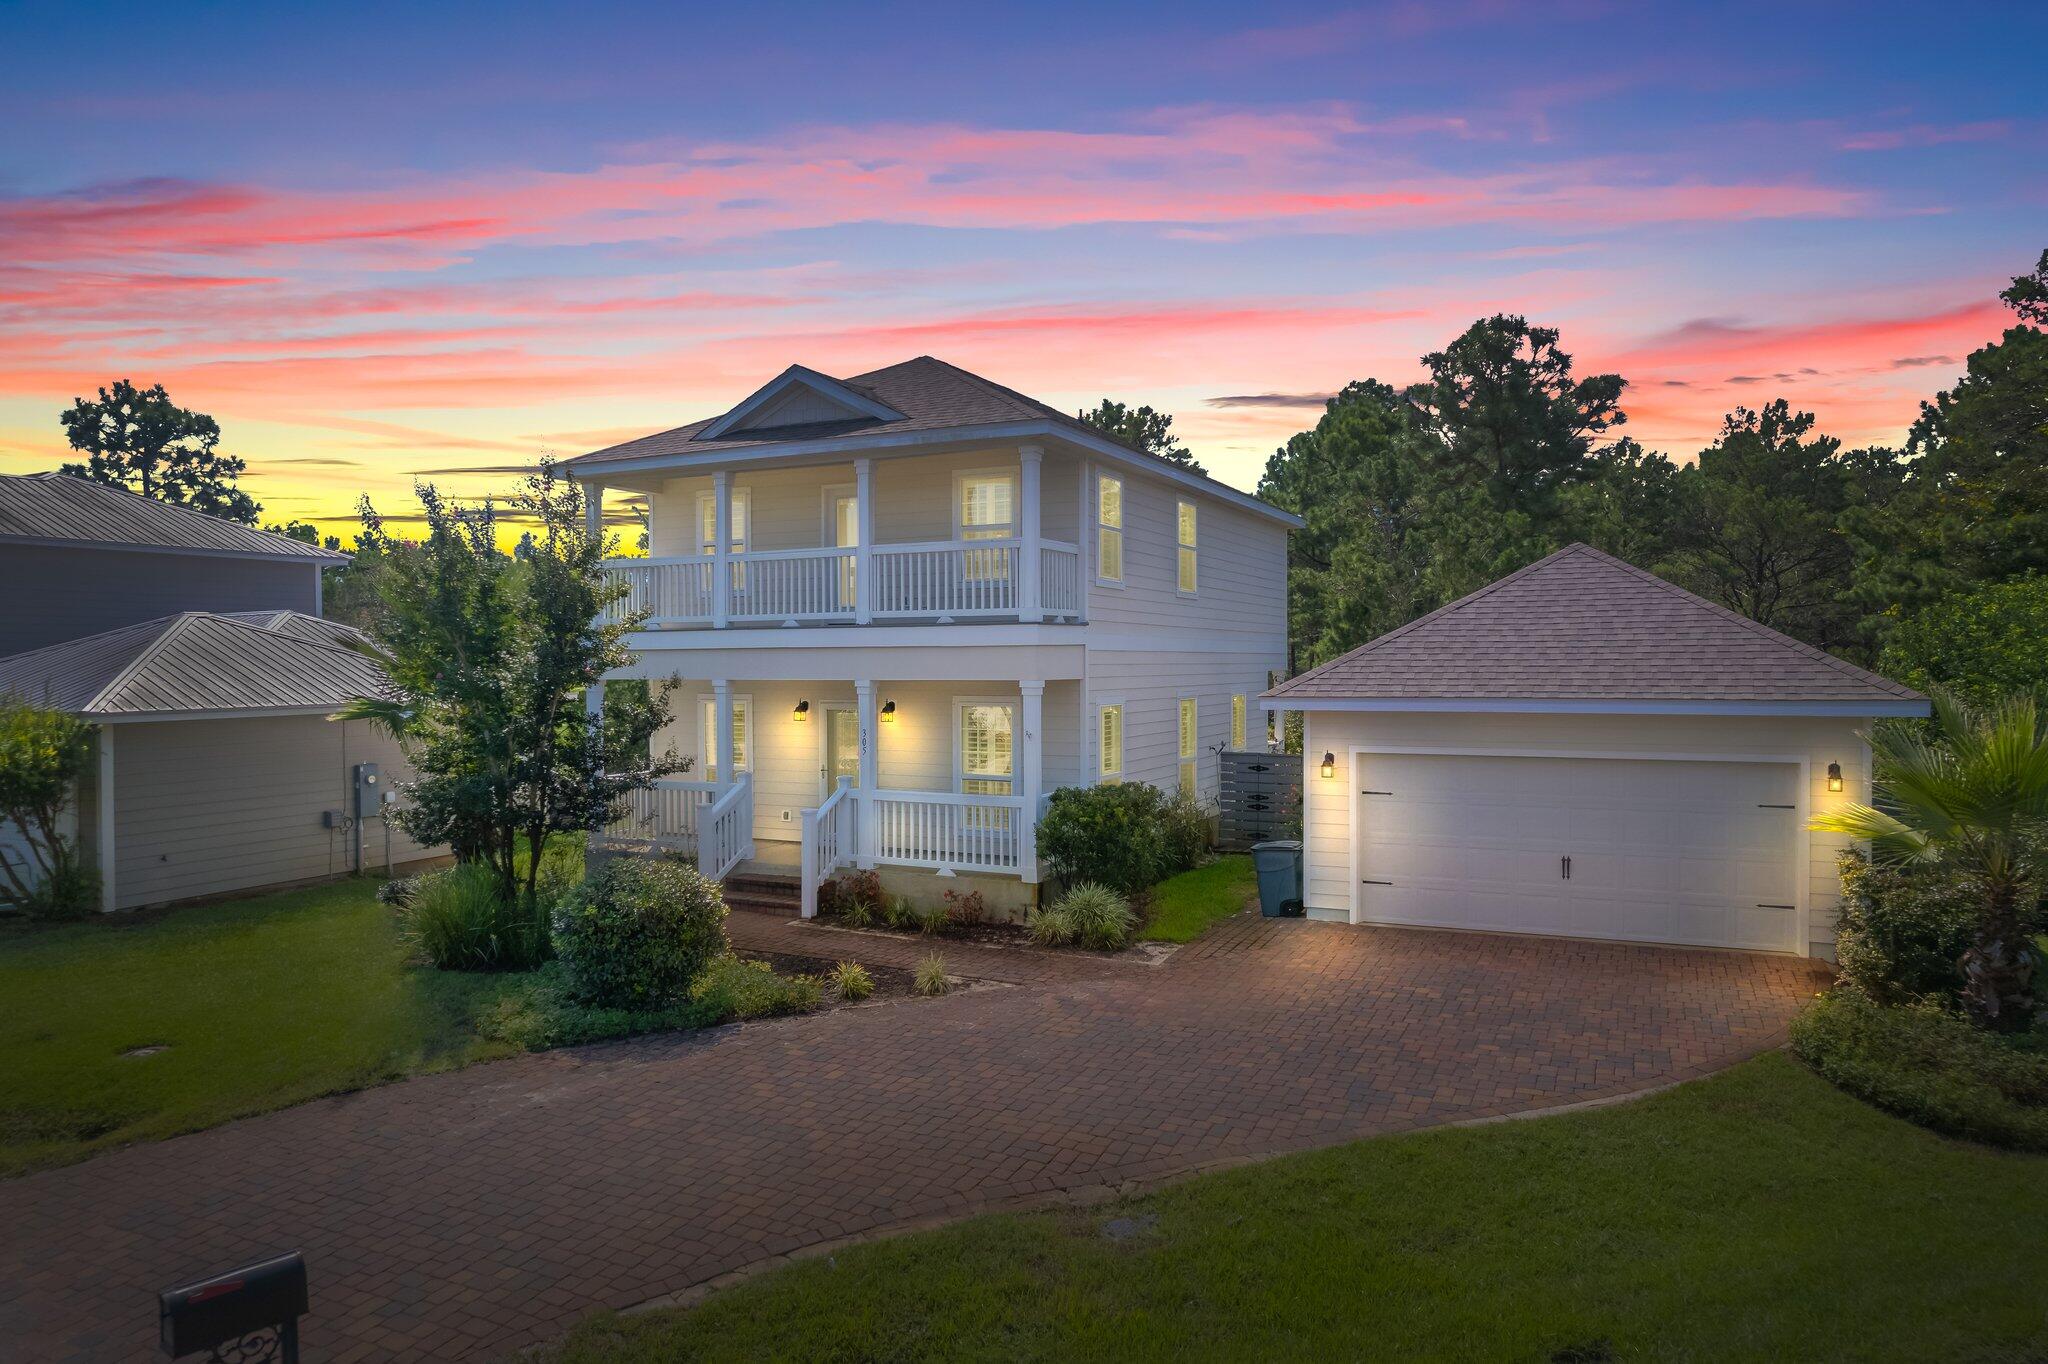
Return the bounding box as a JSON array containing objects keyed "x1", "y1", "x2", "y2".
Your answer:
[{"x1": 722, "y1": 872, "x2": 802, "y2": 916}]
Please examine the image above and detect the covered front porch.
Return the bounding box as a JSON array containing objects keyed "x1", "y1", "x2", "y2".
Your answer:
[{"x1": 593, "y1": 674, "x2": 1080, "y2": 916}]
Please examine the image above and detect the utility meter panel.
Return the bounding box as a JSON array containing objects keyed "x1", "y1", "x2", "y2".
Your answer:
[{"x1": 353, "y1": 763, "x2": 381, "y2": 818}]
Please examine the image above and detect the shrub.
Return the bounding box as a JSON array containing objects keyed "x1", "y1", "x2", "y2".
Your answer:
[
  {"x1": 17, "y1": 860, "x2": 99, "y2": 922},
  {"x1": 882, "y1": 895, "x2": 919, "y2": 931},
  {"x1": 1039, "y1": 783, "x2": 1171, "y2": 893},
  {"x1": 1833, "y1": 851, "x2": 1977, "y2": 1006},
  {"x1": 0, "y1": 695, "x2": 98, "y2": 920},
  {"x1": 552, "y1": 857, "x2": 729, "y2": 1008},
  {"x1": 912, "y1": 899, "x2": 951, "y2": 936},
  {"x1": 830, "y1": 960, "x2": 874, "y2": 1001},
  {"x1": 942, "y1": 887, "x2": 987, "y2": 926},
  {"x1": 1792, "y1": 990, "x2": 2048, "y2": 1150},
  {"x1": 1026, "y1": 904, "x2": 1076, "y2": 947},
  {"x1": 914, "y1": 953, "x2": 950, "y2": 996},
  {"x1": 687, "y1": 955, "x2": 823, "y2": 1022},
  {"x1": 821, "y1": 869, "x2": 883, "y2": 924},
  {"x1": 404, "y1": 862, "x2": 552, "y2": 971},
  {"x1": 1159, "y1": 792, "x2": 1213, "y2": 874},
  {"x1": 375, "y1": 874, "x2": 424, "y2": 908},
  {"x1": 478, "y1": 963, "x2": 696, "y2": 1050},
  {"x1": 1055, "y1": 882, "x2": 1138, "y2": 950}
]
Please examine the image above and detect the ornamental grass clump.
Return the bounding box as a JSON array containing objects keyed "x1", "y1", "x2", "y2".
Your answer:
[
  {"x1": 1056, "y1": 882, "x2": 1138, "y2": 950},
  {"x1": 914, "y1": 953, "x2": 950, "y2": 996},
  {"x1": 404, "y1": 862, "x2": 552, "y2": 971},
  {"x1": 830, "y1": 960, "x2": 874, "y2": 1001}
]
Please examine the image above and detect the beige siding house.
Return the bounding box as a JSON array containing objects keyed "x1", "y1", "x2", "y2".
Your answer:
[
  {"x1": 1266, "y1": 545, "x2": 1928, "y2": 959},
  {"x1": 569, "y1": 356, "x2": 1298, "y2": 915}
]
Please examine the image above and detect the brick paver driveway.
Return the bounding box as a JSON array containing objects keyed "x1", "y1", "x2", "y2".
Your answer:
[{"x1": 1, "y1": 913, "x2": 1826, "y2": 1362}]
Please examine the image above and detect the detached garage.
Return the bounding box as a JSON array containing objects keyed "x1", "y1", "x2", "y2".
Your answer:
[{"x1": 1264, "y1": 544, "x2": 1929, "y2": 958}]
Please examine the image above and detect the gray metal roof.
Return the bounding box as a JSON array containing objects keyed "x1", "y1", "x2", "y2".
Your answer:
[
  {"x1": 1266, "y1": 543, "x2": 1926, "y2": 712},
  {"x1": 0, "y1": 473, "x2": 349, "y2": 562},
  {"x1": 0, "y1": 612, "x2": 391, "y2": 719},
  {"x1": 217, "y1": 610, "x2": 369, "y2": 649}
]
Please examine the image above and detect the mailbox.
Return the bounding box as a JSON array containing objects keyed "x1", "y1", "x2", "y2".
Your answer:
[
  {"x1": 159, "y1": 1252, "x2": 307, "y2": 1361},
  {"x1": 352, "y1": 763, "x2": 380, "y2": 819}
]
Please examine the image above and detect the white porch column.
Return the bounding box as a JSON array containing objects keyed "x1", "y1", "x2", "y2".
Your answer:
[
  {"x1": 711, "y1": 468, "x2": 732, "y2": 629},
  {"x1": 713, "y1": 678, "x2": 735, "y2": 790},
  {"x1": 583, "y1": 479, "x2": 604, "y2": 542},
  {"x1": 855, "y1": 679, "x2": 879, "y2": 866},
  {"x1": 97, "y1": 726, "x2": 116, "y2": 913},
  {"x1": 1018, "y1": 680, "x2": 1044, "y2": 883},
  {"x1": 1076, "y1": 458, "x2": 1091, "y2": 623},
  {"x1": 1018, "y1": 443, "x2": 1043, "y2": 623},
  {"x1": 853, "y1": 457, "x2": 875, "y2": 625}
]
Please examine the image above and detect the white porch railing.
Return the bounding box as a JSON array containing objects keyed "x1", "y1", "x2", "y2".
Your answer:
[
  {"x1": 605, "y1": 539, "x2": 1081, "y2": 628},
  {"x1": 601, "y1": 778, "x2": 716, "y2": 851},
  {"x1": 870, "y1": 788, "x2": 1026, "y2": 874},
  {"x1": 697, "y1": 772, "x2": 755, "y2": 881},
  {"x1": 799, "y1": 776, "x2": 857, "y2": 918}
]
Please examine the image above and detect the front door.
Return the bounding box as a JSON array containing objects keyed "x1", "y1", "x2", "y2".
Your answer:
[{"x1": 822, "y1": 704, "x2": 861, "y2": 799}]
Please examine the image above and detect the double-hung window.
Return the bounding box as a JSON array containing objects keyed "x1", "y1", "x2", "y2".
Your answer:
[
  {"x1": 1176, "y1": 499, "x2": 1198, "y2": 595},
  {"x1": 695, "y1": 488, "x2": 751, "y2": 592},
  {"x1": 956, "y1": 701, "x2": 1015, "y2": 797},
  {"x1": 700, "y1": 694, "x2": 751, "y2": 782},
  {"x1": 1098, "y1": 703, "x2": 1124, "y2": 782},
  {"x1": 957, "y1": 470, "x2": 1015, "y2": 582},
  {"x1": 1177, "y1": 697, "x2": 1198, "y2": 795},
  {"x1": 1096, "y1": 474, "x2": 1123, "y2": 584}
]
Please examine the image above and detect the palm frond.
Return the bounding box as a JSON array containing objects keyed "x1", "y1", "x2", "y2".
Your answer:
[{"x1": 1809, "y1": 802, "x2": 1940, "y2": 863}]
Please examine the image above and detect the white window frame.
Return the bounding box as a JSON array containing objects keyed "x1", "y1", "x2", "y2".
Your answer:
[
  {"x1": 951, "y1": 467, "x2": 1018, "y2": 543},
  {"x1": 694, "y1": 487, "x2": 751, "y2": 556},
  {"x1": 1097, "y1": 700, "x2": 1124, "y2": 782},
  {"x1": 1095, "y1": 473, "x2": 1124, "y2": 587},
  {"x1": 953, "y1": 695, "x2": 1017, "y2": 797},
  {"x1": 820, "y1": 483, "x2": 858, "y2": 610},
  {"x1": 699, "y1": 692, "x2": 752, "y2": 782},
  {"x1": 1231, "y1": 694, "x2": 1247, "y2": 750},
  {"x1": 1175, "y1": 499, "x2": 1198, "y2": 596},
  {"x1": 1177, "y1": 696, "x2": 1198, "y2": 796}
]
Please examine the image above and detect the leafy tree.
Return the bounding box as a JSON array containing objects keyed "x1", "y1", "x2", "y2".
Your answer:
[
  {"x1": 344, "y1": 462, "x2": 687, "y2": 907},
  {"x1": 1077, "y1": 399, "x2": 1207, "y2": 475},
  {"x1": 322, "y1": 515, "x2": 394, "y2": 632},
  {"x1": 58, "y1": 380, "x2": 259, "y2": 524},
  {"x1": 1813, "y1": 692, "x2": 2048, "y2": 1032},
  {"x1": 2001, "y1": 247, "x2": 2048, "y2": 324},
  {"x1": 1877, "y1": 576, "x2": 2048, "y2": 709},
  {"x1": 1661, "y1": 400, "x2": 1860, "y2": 649},
  {"x1": 1561, "y1": 437, "x2": 1680, "y2": 566},
  {"x1": 0, "y1": 696, "x2": 99, "y2": 918},
  {"x1": 263, "y1": 519, "x2": 335, "y2": 547}
]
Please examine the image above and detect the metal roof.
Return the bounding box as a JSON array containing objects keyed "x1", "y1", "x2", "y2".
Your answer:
[
  {"x1": 0, "y1": 612, "x2": 391, "y2": 719},
  {"x1": 0, "y1": 473, "x2": 349, "y2": 563},
  {"x1": 1265, "y1": 543, "x2": 1927, "y2": 713}
]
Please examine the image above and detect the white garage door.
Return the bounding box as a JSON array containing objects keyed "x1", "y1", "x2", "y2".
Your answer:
[{"x1": 1354, "y1": 753, "x2": 1802, "y2": 953}]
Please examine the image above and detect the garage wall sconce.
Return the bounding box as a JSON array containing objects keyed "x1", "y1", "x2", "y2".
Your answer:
[
  {"x1": 1826, "y1": 761, "x2": 1843, "y2": 793},
  {"x1": 792, "y1": 699, "x2": 811, "y2": 722},
  {"x1": 879, "y1": 699, "x2": 898, "y2": 724},
  {"x1": 1320, "y1": 751, "x2": 1336, "y2": 779}
]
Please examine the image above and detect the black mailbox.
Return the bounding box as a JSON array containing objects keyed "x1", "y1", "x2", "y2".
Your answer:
[{"x1": 159, "y1": 1251, "x2": 307, "y2": 1360}]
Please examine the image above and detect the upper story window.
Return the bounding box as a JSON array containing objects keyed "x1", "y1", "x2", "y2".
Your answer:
[
  {"x1": 1096, "y1": 474, "x2": 1123, "y2": 584},
  {"x1": 700, "y1": 694, "x2": 751, "y2": 782},
  {"x1": 1098, "y1": 703, "x2": 1124, "y2": 781},
  {"x1": 694, "y1": 489, "x2": 750, "y2": 556},
  {"x1": 1231, "y1": 694, "x2": 1247, "y2": 749},
  {"x1": 1176, "y1": 499, "x2": 1198, "y2": 595},
  {"x1": 1178, "y1": 697, "x2": 1198, "y2": 795},
  {"x1": 956, "y1": 470, "x2": 1015, "y2": 583}
]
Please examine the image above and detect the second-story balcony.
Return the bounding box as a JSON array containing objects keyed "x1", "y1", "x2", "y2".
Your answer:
[{"x1": 604, "y1": 536, "x2": 1083, "y2": 629}]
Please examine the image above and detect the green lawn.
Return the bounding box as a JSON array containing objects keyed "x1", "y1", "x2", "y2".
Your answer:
[
  {"x1": 1137, "y1": 854, "x2": 1256, "y2": 942},
  {"x1": 0, "y1": 877, "x2": 517, "y2": 1175},
  {"x1": 547, "y1": 1052, "x2": 2048, "y2": 1363}
]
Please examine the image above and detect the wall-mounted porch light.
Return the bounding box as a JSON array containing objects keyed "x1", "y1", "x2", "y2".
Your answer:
[
  {"x1": 879, "y1": 699, "x2": 898, "y2": 724},
  {"x1": 1826, "y1": 761, "x2": 1843, "y2": 793},
  {"x1": 1320, "y1": 751, "x2": 1336, "y2": 779},
  {"x1": 792, "y1": 699, "x2": 811, "y2": 723}
]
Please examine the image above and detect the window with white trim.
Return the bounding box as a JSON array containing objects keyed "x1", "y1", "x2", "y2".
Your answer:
[
  {"x1": 1177, "y1": 697, "x2": 1198, "y2": 795},
  {"x1": 956, "y1": 471, "x2": 1015, "y2": 582},
  {"x1": 1096, "y1": 474, "x2": 1123, "y2": 584},
  {"x1": 956, "y1": 701, "x2": 1015, "y2": 796},
  {"x1": 1176, "y1": 499, "x2": 1197, "y2": 594},
  {"x1": 694, "y1": 489, "x2": 750, "y2": 556},
  {"x1": 699, "y1": 694, "x2": 750, "y2": 782},
  {"x1": 1098, "y1": 704, "x2": 1124, "y2": 781},
  {"x1": 1230, "y1": 694, "x2": 1246, "y2": 749}
]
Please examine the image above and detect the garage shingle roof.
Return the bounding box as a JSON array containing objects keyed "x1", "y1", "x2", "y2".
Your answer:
[
  {"x1": 0, "y1": 612, "x2": 390, "y2": 718},
  {"x1": 0, "y1": 473, "x2": 349, "y2": 562},
  {"x1": 1266, "y1": 543, "x2": 1924, "y2": 710}
]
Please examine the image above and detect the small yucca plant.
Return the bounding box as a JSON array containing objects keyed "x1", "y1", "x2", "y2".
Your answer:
[
  {"x1": 831, "y1": 960, "x2": 874, "y2": 1001},
  {"x1": 914, "y1": 952, "x2": 950, "y2": 996}
]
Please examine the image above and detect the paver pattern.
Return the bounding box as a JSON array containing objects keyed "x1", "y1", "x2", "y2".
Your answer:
[{"x1": 0, "y1": 911, "x2": 1826, "y2": 1362}]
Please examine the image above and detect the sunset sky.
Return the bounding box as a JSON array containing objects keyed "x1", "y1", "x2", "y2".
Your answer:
[{"x1": 3, "y1": 1, "x2": 2043, "y2": 540}]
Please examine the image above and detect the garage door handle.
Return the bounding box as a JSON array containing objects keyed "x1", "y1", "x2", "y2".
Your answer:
[
  {"x1": 1561, "y1": 855, "x2": 1571, "y2": 880},
  {"x1": 1360, "y1": 879, "x2": 1391, "y2": 886},
  {"x1": 1755, "y1": 903, "x2": 1795, "y2": 910}
]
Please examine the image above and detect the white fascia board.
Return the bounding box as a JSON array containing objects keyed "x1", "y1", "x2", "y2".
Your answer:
[
  {"x1": 570, "y1": 419, "x2": 1305, "y2": 530},
  {"x1": 1256, "y1": 696, "x2": 1931, "y2": 717},
  {"x1": 696, "y1": 364, "x2": 907, "y2": 440},
  {"x1": 92, "y1": 704, "x2": 355, "y2": 723}
]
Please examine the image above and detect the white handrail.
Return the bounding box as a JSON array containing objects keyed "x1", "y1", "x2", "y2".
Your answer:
[
  {"x1": 800, "y1": 776, "x2": 856, "y2": 918},
  {"x1": 601, "y1": 779, "x2": 716, "y2": 851},
  {"x1": 698, "y1": 773, "x2": 755, "y2": 882},
  {"x1": 869, "y1": 787, "x2": 1026, "y2": 874}
]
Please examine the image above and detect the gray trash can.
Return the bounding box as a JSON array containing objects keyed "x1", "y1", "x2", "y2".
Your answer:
[{"x1": 1251, "y1": 839, "x2": 1304, "y2": 918}]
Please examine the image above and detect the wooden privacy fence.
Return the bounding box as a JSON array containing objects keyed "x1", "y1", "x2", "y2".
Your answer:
[{"x1": 1218, "y1": 749, "x2": 1300, "y2": 851}]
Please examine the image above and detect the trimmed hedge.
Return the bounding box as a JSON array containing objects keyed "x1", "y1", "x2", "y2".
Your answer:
[
  {"x1": 1039, "y1": 782, "x2": 1210, "y2": 894},
  {"x1": 552, "y1": 856, "x2": 728, "y2": 1008},
  {"x1": 1832, "y1": 851, "x2": 1976, "y2": 1007}
]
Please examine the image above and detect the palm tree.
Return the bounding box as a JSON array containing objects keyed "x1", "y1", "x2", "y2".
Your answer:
[{"x1": 1812, "y1": 691, "x2": 2048, "y2": 1031}]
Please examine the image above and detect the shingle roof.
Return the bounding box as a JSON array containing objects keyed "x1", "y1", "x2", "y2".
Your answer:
[
  {"x1": 0, "y1": 612, "x2": 390, "y2": 719},
  {"x1": 1266, "y1": 543, "x2": 1925, "y2": 711},
  {"x1": 0, "y1": 473, "x2": 348, "y2": 562},
  {"x1": 565, "y1": 355, "x2": 1300, "y2": 523}
]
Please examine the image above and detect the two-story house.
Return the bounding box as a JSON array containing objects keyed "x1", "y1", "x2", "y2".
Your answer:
[
  {"x1": 570, "y1": 356, "x2": 1300, "y2": 915},
  {"x1": 0, "y1": 473, "x2": 437, "y2": 911}
]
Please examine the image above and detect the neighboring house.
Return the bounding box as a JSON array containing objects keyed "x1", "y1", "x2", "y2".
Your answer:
[
  {"x1": 1264, "y1": 544, "x2": 1930, "y2": 959},
  {"x1": 569, "y1": 356, "x2": 1301, "y2": 914},
  {"x1": 0, "y1": 472, "x2": 342, "y2": 656},
  {"x1": 0, "y1": 474, "x2": 434, "y2": 911}
]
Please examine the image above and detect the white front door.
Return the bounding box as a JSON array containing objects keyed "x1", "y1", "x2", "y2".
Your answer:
[
  {"x1": 821, "y1": 704, "x2": 861, "y2": 800},
  {"x1": 1354, "y1": 753, "x2": 1802, "y2": 952}
]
